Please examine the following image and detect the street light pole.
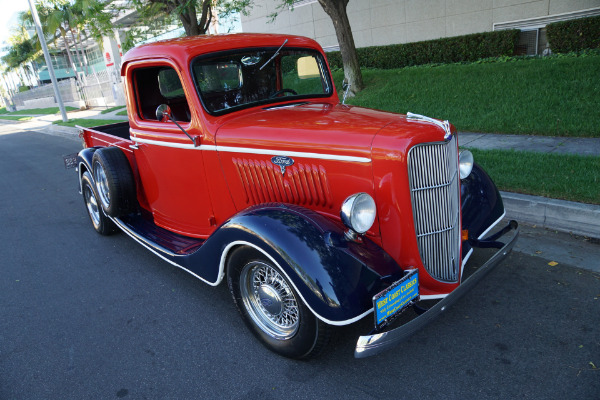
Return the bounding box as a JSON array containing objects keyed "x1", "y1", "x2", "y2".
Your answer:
[{"x1": 27, "y1": 0, "x2": 68, "y2": 122}]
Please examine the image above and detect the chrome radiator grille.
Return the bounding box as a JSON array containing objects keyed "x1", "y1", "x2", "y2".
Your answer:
[{"x1": 408, "y1": 137, "x2": 461, "y2": 282}]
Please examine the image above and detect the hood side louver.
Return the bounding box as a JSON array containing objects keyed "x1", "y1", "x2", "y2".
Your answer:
[{"x1": 233, "y1": 158, "x2": 333, "y2": 208}]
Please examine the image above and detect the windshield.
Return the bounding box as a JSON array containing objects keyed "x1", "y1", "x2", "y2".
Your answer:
[{"x1": 191, "y1": 48, "x2": 332, "y2": 114}]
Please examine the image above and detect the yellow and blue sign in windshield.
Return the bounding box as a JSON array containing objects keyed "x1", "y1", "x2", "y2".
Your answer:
[{"x1": 374, "y1": 270, "x2": 419, "y2": 329}]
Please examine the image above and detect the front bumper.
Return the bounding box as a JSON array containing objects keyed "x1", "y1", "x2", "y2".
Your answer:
[{"x1": 355, "y1": 220, "x2": 519, "y2": 358}]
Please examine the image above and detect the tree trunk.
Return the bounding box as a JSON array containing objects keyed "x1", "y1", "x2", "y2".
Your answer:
[
  {"x1": 59, "y1": 28, "x2": 78, "y2": 77},
  {"x1": 16, "y1": 69, "x2": 26, "y2": 86},
  {"x1": 197, "y1": 0, "x2": 213, "y2": 33},
  {"x1": 77, "y1": 30, "x2": 90, "y2": 74},
  {"x1": 317, "y1": 0, "x2": 364, "y2": 96},
  {"x1": 70, "y1": 28, "x2": 86, "y2": 75},
  {"x1": 179, "y1": 0, "x2": 211, "y2": 36}
]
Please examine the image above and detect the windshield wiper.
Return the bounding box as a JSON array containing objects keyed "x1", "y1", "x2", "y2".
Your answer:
[{"x1": 260, "y1": 39, "x2": 288, "y2": 70}]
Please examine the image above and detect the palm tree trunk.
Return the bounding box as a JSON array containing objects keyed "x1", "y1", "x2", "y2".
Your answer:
[
  {"x1": 77, "y1": 30, "x2": 90, "y2": 74},
  {"x1": 70, "y1": 29, "x2": 82, "y2": 71},
  {"x1": 60, "y1": 28, "x2": 78, "y2": 78}
]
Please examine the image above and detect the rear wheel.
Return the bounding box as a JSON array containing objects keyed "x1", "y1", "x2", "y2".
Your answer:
[
  {"x1": 81, "y1": 171, "x2": 118, "y2": 235},
  {"x1": 91, "y1": 147, "x2": 136, "y2": 218},
  {"x1": 227, "y1": 246, "x2": 330, "y2": 359}
]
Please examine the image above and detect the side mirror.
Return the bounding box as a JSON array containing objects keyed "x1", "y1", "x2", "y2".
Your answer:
[
  {"x1": 155, "y1": 103, "x2": 199, "y2": 147},
  {"x1": 156, "y1": 104, "x2": 172, "y2": 122}
]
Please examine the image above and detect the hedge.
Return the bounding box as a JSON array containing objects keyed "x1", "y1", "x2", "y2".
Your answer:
[
  {"x1": 547, "y1": 15, "x2": 600, "y2": 53},
  {"x1": 326, "y1": 30, "x2": 519, "y2": 70}
]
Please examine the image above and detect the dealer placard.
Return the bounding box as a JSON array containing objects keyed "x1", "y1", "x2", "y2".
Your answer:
[{"x1": 373, "y1": 270, "x2": 419, "y2": 329}]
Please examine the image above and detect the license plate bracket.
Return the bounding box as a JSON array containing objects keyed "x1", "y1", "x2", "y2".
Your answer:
[
  {"x1": 63, "y1": 153, "x2": 78, "y2": 169},
  {"x1": 373, "y1": 269, "x2": 419, "y2": 330}
]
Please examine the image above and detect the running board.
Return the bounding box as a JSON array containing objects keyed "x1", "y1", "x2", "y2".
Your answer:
[{"x1": 115, "y1": 214, "x2": 205, "y2": 256}]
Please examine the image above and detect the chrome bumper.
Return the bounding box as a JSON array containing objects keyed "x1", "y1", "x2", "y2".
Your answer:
[{"x1": 355, "y1": 220, "x2": 519, "y2": 358}]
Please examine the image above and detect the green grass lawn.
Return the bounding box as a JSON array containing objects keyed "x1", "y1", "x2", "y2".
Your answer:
[
  {"x1": 53, "y1": 118, "x2": 125, "y2": 128},
  {"x1": 334, "y1": 53, "x2": 600, "y2": 137},
  {"x1": 0, "y1": 115, "x2": 33, "y2": 121},
  {"x1": 332, "y1": 53, "x2": 600, "y2": 203},
  {"x1": 116, "y1": 109, "x2": 128, "y2": 116},
  {"x1": 7, "y1": 106, "x2": 79, "y2": 115},
  {"x1": 472, "y1": 149, "x2": 600, "y2": 204},
  {"x1": 100, "y1": 105, "x2": 126, "y2": 114}
]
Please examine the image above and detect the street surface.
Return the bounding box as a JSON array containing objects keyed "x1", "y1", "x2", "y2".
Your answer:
[{"x1": 1, "y1": 124, "x2": 598, "y2": 399}]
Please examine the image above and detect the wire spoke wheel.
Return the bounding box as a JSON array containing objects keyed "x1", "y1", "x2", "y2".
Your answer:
[
  {"x1": 80, "y1": 171, "x2": 117, "y2": 235},
  {"x1": 84, "y1": 183, "x2": 101, "y2": 226},
  {"x1": 227, "y1": 246, "x2": 331, "y2": 359},
  {"x1": 240, "y1": 261, "x2": 300, "y2": 340},
  {"x1": 93, "y1": 161, "x2": 111, "y2": 210}
]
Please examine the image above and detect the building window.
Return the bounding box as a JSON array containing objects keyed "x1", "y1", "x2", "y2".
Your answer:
[
  {"x1": 494, "y1": 7, "x2": 600, "y2": 56},
  {"x1": 86, "y1": 46, "x2": 104, "y2": 66},
  {"x1": 515, "y1": 28, "x2": 548, "y2": 56}
]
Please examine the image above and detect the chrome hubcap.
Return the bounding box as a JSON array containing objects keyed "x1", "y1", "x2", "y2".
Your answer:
[
  {"x1": 93, "y1": 162, "x2": 110, "y2": 209},
  {"x1": 257, "y1": 284, "x2": 283, "y2": 315},
  {"x1": 84, "y1": 184, "x2": 100, "y2": 226},
  {"x1": 240, "y1": 261, "x2": 299, "y2": 340}
]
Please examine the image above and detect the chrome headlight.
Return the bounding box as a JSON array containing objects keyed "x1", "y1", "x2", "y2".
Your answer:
[
  {"x1": 340, "y1": 193, "x2": 376, "y2": 234},
  {"x1": 459, "y1": 150, "x2": 474, "y2": 179}
]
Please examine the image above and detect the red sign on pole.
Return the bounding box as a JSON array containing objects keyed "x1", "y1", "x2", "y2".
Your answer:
[{"x1": 105, "y1": 52, "x2": 113, "y2": 67}]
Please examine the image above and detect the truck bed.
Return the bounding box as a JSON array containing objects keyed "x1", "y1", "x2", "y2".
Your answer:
[
  {"x1": 79, "y1": 121, "x2": 132, "y2": 149},
  {"x1": 88, "y1": 121, "x2": 130, "y2": 140}
]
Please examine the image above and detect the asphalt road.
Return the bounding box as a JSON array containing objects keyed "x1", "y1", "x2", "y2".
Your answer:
[{"x1": 1, "y1": 127, "x2": 598, "y2": 399}]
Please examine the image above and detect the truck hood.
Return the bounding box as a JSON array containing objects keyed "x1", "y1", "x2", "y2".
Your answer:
[{"x1": 214, "y1": 103, "x2": 401, "y2": 159}]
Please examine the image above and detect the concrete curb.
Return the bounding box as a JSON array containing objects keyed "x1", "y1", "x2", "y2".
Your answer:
[
  {"x1": 47, "y1": 124, "x2": 80, "y2": 136},
  {"x1": 501, "y1": 191, "x2": 600, "y2": 239}
]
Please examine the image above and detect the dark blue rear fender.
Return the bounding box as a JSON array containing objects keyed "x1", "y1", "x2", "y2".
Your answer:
[
  {"x1": 76, "y1": 147, "x2": 99, "y2": 189},
  {"x1": 461, "y1": 163, "x2": 505, "y2": 241},
  {"x1": 200, "y1": 205, "x2": 404, "y2": 325}
]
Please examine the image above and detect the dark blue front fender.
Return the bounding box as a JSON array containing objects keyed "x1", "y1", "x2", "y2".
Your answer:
[
  {"x1": 203, "y1": 204, "x2": 404, "y2": 325},
  {"x1": 461, "y1": 163, "x2": 505, "y2": 239}
]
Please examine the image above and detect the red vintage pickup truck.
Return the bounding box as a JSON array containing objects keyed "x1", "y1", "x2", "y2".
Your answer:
[{"x1": 72, "y1": 33, "x2": 518, "y2": 359}]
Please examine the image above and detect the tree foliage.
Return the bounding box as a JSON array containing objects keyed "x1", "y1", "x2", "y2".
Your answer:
[
  {"x1": 124, "y1": 0, "x2": 250, "y2": 42},
  {"x1": 2, "y1": 0, "x2": 116, "y2": 80},
  {"x1": 3, "y1": 0, "x2": 365, "y2": 95},
  {"x1": 1, "y1": 15, "x2": 40, "y2": 72},
  {"x1": 1, "y1": 39, "x2": 36, "y2": 70}
]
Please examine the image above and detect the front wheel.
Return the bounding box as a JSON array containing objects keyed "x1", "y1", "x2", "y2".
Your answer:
[{"x1": 227, "y1": 246, "x2": 330, "y2": 359}]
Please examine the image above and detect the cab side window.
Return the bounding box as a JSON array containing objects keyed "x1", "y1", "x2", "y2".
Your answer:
[{"x1": 134, "y1": 66, "x2": 191, "y2": 122}]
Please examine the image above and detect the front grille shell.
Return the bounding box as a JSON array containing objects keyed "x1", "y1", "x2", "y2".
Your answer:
[{"x1": 407, "y1": 137, "x2": 461, "y2": 282}]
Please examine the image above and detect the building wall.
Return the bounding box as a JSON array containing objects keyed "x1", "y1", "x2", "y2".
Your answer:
[{"x1": 241, "y1": 0, "x2": 600, "y2": 49}]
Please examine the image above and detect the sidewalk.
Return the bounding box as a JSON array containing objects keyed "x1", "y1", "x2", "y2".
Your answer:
[
  {"x1": 459, "y1": 132, "x2": 600, "y2": 157},
  {"x1": 459, "y1": 132, "x2": 600, "y2": 239},
  {"x1": 460, "y1": 132, "x2": 600, "y2": 239},
  {"x1": 2, "y1": 108, "x2": 599, "y2": 238},
  {"x1": 0, "y1": 106, "x2": 128, "y2": 137}
]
